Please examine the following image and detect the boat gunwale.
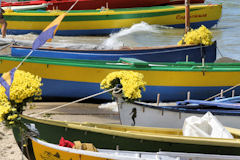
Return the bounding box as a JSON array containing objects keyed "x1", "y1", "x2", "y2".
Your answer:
[
  {"x1": 4, "y1": 4, "x2": 222, "y2": 16},
  {"x1": 21, "y1": 115, "x2": 240, "y2": 148},
  {"x1": 31, "y1": 136, "x2": 151, "y2": 160},
  {"x1": 132, "y1": 101, "x2": 240, "y2": 116},
  {"x1": 11, "y1": 42, "x2": 214, "y2": 52},
  {"x1": 2, "y1": 55, "x2": 240, "y2": 72}
]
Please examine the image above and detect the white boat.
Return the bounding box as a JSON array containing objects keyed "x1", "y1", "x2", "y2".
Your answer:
[
  {"x1": 2, "y1": 3, "x2": 48, "y2": 11},
  {"x1": 116, "y1": 96, "x2": 240, "y2": 129}
]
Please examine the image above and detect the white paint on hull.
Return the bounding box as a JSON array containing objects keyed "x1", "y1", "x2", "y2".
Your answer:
[
  {"x1": 2, "y1": 3, "x2": 48, "y2": 11},
  {"x1": 118, "y1": 100, "x2": 240, "y2": 129}
]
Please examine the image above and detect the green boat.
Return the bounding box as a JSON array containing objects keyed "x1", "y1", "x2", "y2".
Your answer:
[{"x1": 13, "y1": 115, "x2": 240, "y2": 157}]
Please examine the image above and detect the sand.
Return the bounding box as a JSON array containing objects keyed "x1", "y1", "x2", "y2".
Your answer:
[
  {"x1": 0, "y1": 124, "x2": 27, "y2": 160},
  {"x1": 0, "y1": 102, "x2": 118, "y2": 160}
]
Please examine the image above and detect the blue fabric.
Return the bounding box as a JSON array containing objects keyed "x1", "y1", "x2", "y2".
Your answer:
[
  {"x1": 0, "y1": 68, "x2": 16, "y2": 99},
  {"x1": 32, "y1": 25, "x2": 58, "y2": 50}
]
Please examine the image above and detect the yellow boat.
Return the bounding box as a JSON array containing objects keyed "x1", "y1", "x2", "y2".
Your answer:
[
  {"x1": 30, "y1": 136, "x2": 163, "y2": 160},
  {"x1": 27, "y1": 136, "x2": 240, "y2": 160},
  {"x1": 4, "y1": 4, "x2": 222, "y2": 36}
]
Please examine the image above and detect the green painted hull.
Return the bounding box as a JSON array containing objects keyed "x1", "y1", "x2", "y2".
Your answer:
[{"x1": 12, "y1": 115, "x2": 240, "y2": 156}]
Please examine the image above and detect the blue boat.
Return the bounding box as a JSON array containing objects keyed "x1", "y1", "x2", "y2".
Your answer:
[
  {"x1": 177, "y1": 96, "x2": 240, "y2": 109},
  {"x1": 11, "y1": 42, "x2": 216, "y2": 62}
]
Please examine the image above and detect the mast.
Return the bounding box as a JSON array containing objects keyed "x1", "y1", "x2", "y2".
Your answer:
[{"x1": 185, "y1": 0, "x2": 190, "y2": 33}]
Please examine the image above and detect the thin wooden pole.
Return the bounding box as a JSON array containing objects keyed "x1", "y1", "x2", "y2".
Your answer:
[
  {"x1": 156, "y1": 93, "x2": 160, "y2": 105},
  {"x1": 232, "y1": 90, "x2": 235, "y2": 97},
  {"x1": 186, "y1": 55, "x2": 189, "y2": 62},
  {"x1": 185, "y1": 0, "x2": 190, "y2": 34},
  {"x1": 187, "y1": 91, "x2": 190, "y2": 100},
  {"x1": 220, "y1": 89, "x2": 223, "y2": 98}
]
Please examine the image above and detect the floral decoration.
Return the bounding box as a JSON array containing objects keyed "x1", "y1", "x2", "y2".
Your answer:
[
  {"x1": 100, "y1": 71, "x2": 146, "y2": 101},
  {"x1": 0, "y1": 70, "x2": 42, "y2": 127},
  {"x1": 178, "y1": 25, "x2": 213, "y2": 46}
]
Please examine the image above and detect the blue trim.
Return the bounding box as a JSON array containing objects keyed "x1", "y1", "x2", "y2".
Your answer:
[
  {"x1": 178, "y1": 99, "x2": 240, "y2": 109},
  {"x1": 38, "y1": 78, "x2": 240, "y2": 102},
  {"x1": 167, "y1": 20, "x2": 219, "y2": 29},
  {"x1": 7, "y1": 28, "x2": 121, "y2": 36},
  {"x1": 6, "y1": 20, "x2": 218, "y2": 36},
  {"x1": 134, "y1": 101, "x2": 240, "y2": 116},
  {"x1": 11, "y1": 42, "x2": 216, "y2": 63}
]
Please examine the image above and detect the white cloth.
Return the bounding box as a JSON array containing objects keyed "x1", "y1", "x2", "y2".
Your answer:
[{"x1": 183, "y1": 112, "x2": 233, "y2": 139}]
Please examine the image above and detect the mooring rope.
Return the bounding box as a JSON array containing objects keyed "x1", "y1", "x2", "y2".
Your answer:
[
  {"x1": 29, "y1": 87, "x2": 115, "y2": 117},
  {"x1": 204, "y1": 83, "x2": 240, "y2": 101},
  {"x1": 217, "y1": 46, "x2": 224, "y2": 58}
]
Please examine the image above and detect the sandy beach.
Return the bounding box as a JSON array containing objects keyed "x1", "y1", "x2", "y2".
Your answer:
[
  {"x1": 0, "y1": 101, "x2": 119, "y2": 160},
  {"x1": 0, "y1": 124, "x2": 26, "y2": 160}
]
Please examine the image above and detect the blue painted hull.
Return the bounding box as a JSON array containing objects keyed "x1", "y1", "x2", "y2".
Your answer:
[
  {"x1": 11, "y1": 42, "x2": 216, "y2": 62},
  {"x1": 41, "y1": 78, "x2": 240, "y2": 102},
  {"x1": 167, "y1": 20, "x2": 219, "y2": 29}
]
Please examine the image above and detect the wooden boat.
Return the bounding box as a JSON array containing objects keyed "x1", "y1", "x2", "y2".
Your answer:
[
  {"x1": 46, "y1": 0, "x2": 205, "y2": 10},
  {"x1": 20, "y1": 136, "x2": 240, "y2": 160},
  {"x1": 10, "y1": 41, "x2": 217, "y2": 62},
  {"x1": 2, "y1": 3, "x2": 48, "y2": 11},
  {"x1": 116, "y1": 96, "x2": 240, "y2": 129},
  {"x1": 168, "y1": 0, "x2": 204, "y2": 5},
  {"x1": 1, "y1": 1, "x2": 47, "y2": 7},
  {"x1": 12, "y1": 114, "x2": 240, "y2": 156},
  {"x1": 1, "y1": 0, "x2": 204, "y2": 11},
  {"x1": 1, "y1": 56, "x2": 240, "y2": 102},
  {"x1": 25, "y1": 136, "x2": 172, "y2": 160},
  {"x1": 4, "y1": 4, "x2": 222, "y2": 36}
]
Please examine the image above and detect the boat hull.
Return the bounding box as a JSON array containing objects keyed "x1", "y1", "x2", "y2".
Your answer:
[
  {"x1": 23, "y1": 135, "x2": 240, "y2": 160},
  {"x1": 2, "y1": 4, "x2": 48, "y2": 10},
  {"x1": 2, "y1": 0, "x2": 204, "y2": 10},
  {"x1": 0, "y1": 56, "x2": 240, "y2": 102},
  {"x1": 117, "y1": 99, "x2": 240, "y2": 129},
  {"x1": 11, "y1": 42, "x2": 217, "y2": 62},
  {"x1": 4, "y1": 4, "x2": 222, "y2": 36},
  {"x1": 28, "y1": 137, "x2": 164, "y2": 160},
  {"x1": 12, "y1": 115, "x2": 240, "y2": 156},
  {"x1": 46, "y1": 0, "x2": 205, "y2": 10},
  {"x1": 32, "y1": 79, "x2": 240, "y2": 101}
]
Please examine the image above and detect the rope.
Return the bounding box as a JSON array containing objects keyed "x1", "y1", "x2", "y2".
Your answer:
[
  {"x1": 66, "y1": 0, "x2": 79, "y2": 13},
  {"x1": 29, "y1": 87, "x2": 115, "y2": 117},
  {"x1": 204, "y1": 83, "x2": 240, "y2": 101},
  {"x1": 217, "y1": 46, "x2": 224, "y2": 58},
  {"x1": 16, "y1": 50, "x2": 33, "y2": 70}
]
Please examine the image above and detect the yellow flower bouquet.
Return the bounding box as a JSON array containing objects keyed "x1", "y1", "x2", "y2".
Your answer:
[
  {"x1": 0, "y1": 69, "x2": 42, "y2": 127},
  {"x1": 100, "y1": 71, "x2": 146, "y2": 102},
  {"x1": 178, "y1": 25, "x2": 213, "y2": 46}
]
